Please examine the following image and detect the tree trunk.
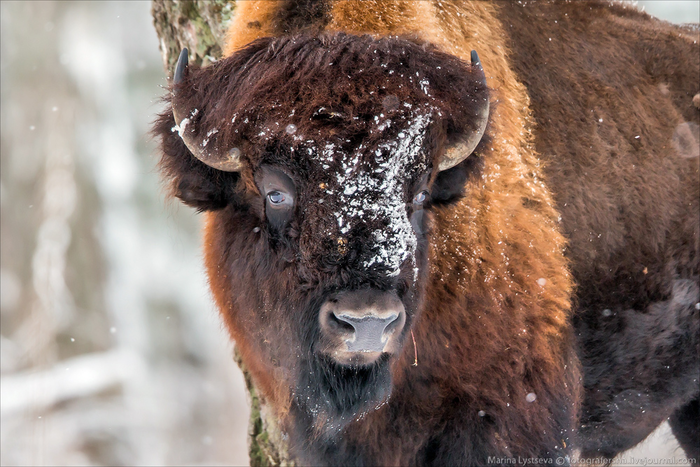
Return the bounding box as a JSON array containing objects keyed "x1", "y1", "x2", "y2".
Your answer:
[
  {"x1": 151, "y1": 0, "x2": 234, "y2": 71},
  {"x1": 150, "y1": 2, "x2": 294, "y2": 465}
]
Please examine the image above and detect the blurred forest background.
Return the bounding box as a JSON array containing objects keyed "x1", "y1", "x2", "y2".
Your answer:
[{"x1": 1, "y1": 1, "x2": 698, "y2": 466}]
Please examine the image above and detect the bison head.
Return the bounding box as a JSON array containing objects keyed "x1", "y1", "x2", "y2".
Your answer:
[{"x1": 154, "y1": 32, "x2": 489, "y2": 437}]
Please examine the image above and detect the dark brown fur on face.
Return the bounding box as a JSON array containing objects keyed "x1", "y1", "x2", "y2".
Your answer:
[{"x1": 162, "y1": 32, "x2": 488, "y2": 208}]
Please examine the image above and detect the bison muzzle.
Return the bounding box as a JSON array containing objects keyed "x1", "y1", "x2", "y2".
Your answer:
[{"x1": 318, "y1": 287, "x2": 406, "y2": 363}]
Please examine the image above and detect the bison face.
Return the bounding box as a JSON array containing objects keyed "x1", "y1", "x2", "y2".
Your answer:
[
  {"x1": 250, "y1": 117, "x2": 435, "y2": 432},
  {"x1": 154, "y1": 33, "x2": 488, "y2": 434},
  {"x1": 257, "y1": 110, "x2": 432, "y2": 366}
]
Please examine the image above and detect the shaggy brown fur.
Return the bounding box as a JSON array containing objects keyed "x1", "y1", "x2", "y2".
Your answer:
[
  {"x1": 222, "y1": 2, "x2": 574, "y2": 464},
  {"x1": 154, "y1": 0, "x2": 699, "y2": 465},
  {"x1": 158, "y1": 0, "x2": 580, "y2": 464},
  {"x1": 157, "y1": 29, "x2": 578, "y2": 464},
  {"x1": 499, "y1": 1, "x2": 700, "y2": 460}
]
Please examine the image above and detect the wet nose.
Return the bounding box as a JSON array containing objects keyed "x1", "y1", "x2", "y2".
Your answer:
[
  {"x1": 333, "y1": 312, "x2": 400, "y2": 352},
  {"x1": 319, "y1": 289, "x2": 406, "y2": 364}
]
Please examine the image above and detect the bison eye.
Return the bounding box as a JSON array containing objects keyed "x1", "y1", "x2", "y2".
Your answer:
[
  {"x1": 413, "y1": 190, "x2": 428, "y2": 205},
  {"x1": 265, "y1": 189, "x2": 294, "y2": 211},
  {"x1": 267, "y1": 191, "x2": 287, "y2": 205},
  {"x1": 256, "y1": 166, "x2": 296, "y2": 231}
]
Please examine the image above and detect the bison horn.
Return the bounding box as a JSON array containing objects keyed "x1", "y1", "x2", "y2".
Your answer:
[
  {"x1": 437, "y1": 50, "x2": 490, "y2": 172},
  {"x1": 171, "y1": 48, "x2": 244, "y2": 172}
]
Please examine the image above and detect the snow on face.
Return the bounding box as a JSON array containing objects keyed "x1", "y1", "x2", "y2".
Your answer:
[{"x1": 321, "y1": 111, "x2": 432, "y2": 276}]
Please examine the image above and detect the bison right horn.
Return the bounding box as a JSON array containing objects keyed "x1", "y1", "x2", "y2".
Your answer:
[
  {"x1": 171, "y1": 48, "x2": 244, "y2": 172},
  {"x1": 437, "y1": 50, "x2": 490, "y2": 172}
]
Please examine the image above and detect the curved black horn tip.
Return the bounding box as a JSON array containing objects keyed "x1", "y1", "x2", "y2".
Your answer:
[
  {"x1": 470, "y1": 50, "x2": 487, "y2": 86},
  {"x1": 470, "y1": 50, "x2": 480, "y2": 66},
  {"x1": 174, "y1": 48, "x2": 189, "y2": 84}
]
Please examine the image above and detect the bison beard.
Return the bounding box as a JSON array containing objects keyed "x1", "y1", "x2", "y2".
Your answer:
[{"x1": 298, "y1": 353, "x2": 393, "y2": 434}]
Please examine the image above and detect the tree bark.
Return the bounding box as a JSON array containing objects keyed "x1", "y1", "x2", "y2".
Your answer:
[
  {"x1": 150, "y1": 2, "x2": 294, "y2": 465},
  {"x1": 151, "y1": 0, "x2": 234, "y2": 72}
]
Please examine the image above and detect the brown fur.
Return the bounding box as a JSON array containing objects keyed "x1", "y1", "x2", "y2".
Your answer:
[
  {"x1": 220, "y1": 1, "x2": 577, "y2": 464},
  {"x1": 153, "y1": 0, "x2": 699, "y2": 464},
  {"x1": 191, "y1": 30, "x2": 495, "y2": 428},
  {"x1": 499, "y1": 1, "x2": 699, "y2": 459}
]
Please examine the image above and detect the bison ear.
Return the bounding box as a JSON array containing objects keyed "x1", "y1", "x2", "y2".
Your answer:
[
  {"x1": 153, "y1": 108, "x2": 239, "y2": 211},
  {"x1": 430, "y1": 145, "x2": 485, "y2": 205}
]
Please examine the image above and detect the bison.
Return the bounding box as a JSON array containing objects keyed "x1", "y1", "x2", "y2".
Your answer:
[{"x1": 153, "y1": 1, "x2": 699, "y2": 465}]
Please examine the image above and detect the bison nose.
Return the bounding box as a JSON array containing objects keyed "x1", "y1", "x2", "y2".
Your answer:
[
  {"x1": 319, "y1": 289, "x2": 406, "y2": 364},
  {"x1": 332, "y1": 312, "x2": 400, "y2": 352}
]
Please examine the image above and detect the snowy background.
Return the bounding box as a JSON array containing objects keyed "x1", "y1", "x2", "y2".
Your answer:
[{"x1": 1, "y1": 1, "x2": 697, "y2": 466}]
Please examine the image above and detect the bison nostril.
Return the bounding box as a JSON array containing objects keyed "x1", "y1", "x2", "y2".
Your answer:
[
  {"x1": 329, "y1": 311, "x2": 355, "y2": 334},
  {"x1": 383, "y1": 314, "x2": 401, "y2": 334}
]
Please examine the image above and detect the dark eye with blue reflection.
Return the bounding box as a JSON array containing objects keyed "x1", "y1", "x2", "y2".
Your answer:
[
  {"x1": 413, "y1": 190, "x2": 428, "y2": 205},
  {"x1": 267, "y1": 191, "x2": 286, "y2": 205}
]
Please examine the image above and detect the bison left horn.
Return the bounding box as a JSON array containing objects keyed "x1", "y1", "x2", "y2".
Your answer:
[
  {"x1": 171, "y1": 48, "x2": 244, "y2": 172},
  {"x1": 438, "y1": 50, "x2": 490, "y2": 172}
]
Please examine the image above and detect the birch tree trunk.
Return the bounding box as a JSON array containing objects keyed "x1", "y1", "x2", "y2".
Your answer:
[{"x1": 150, "y1": 2, "x2": 294, "y2": 465}]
